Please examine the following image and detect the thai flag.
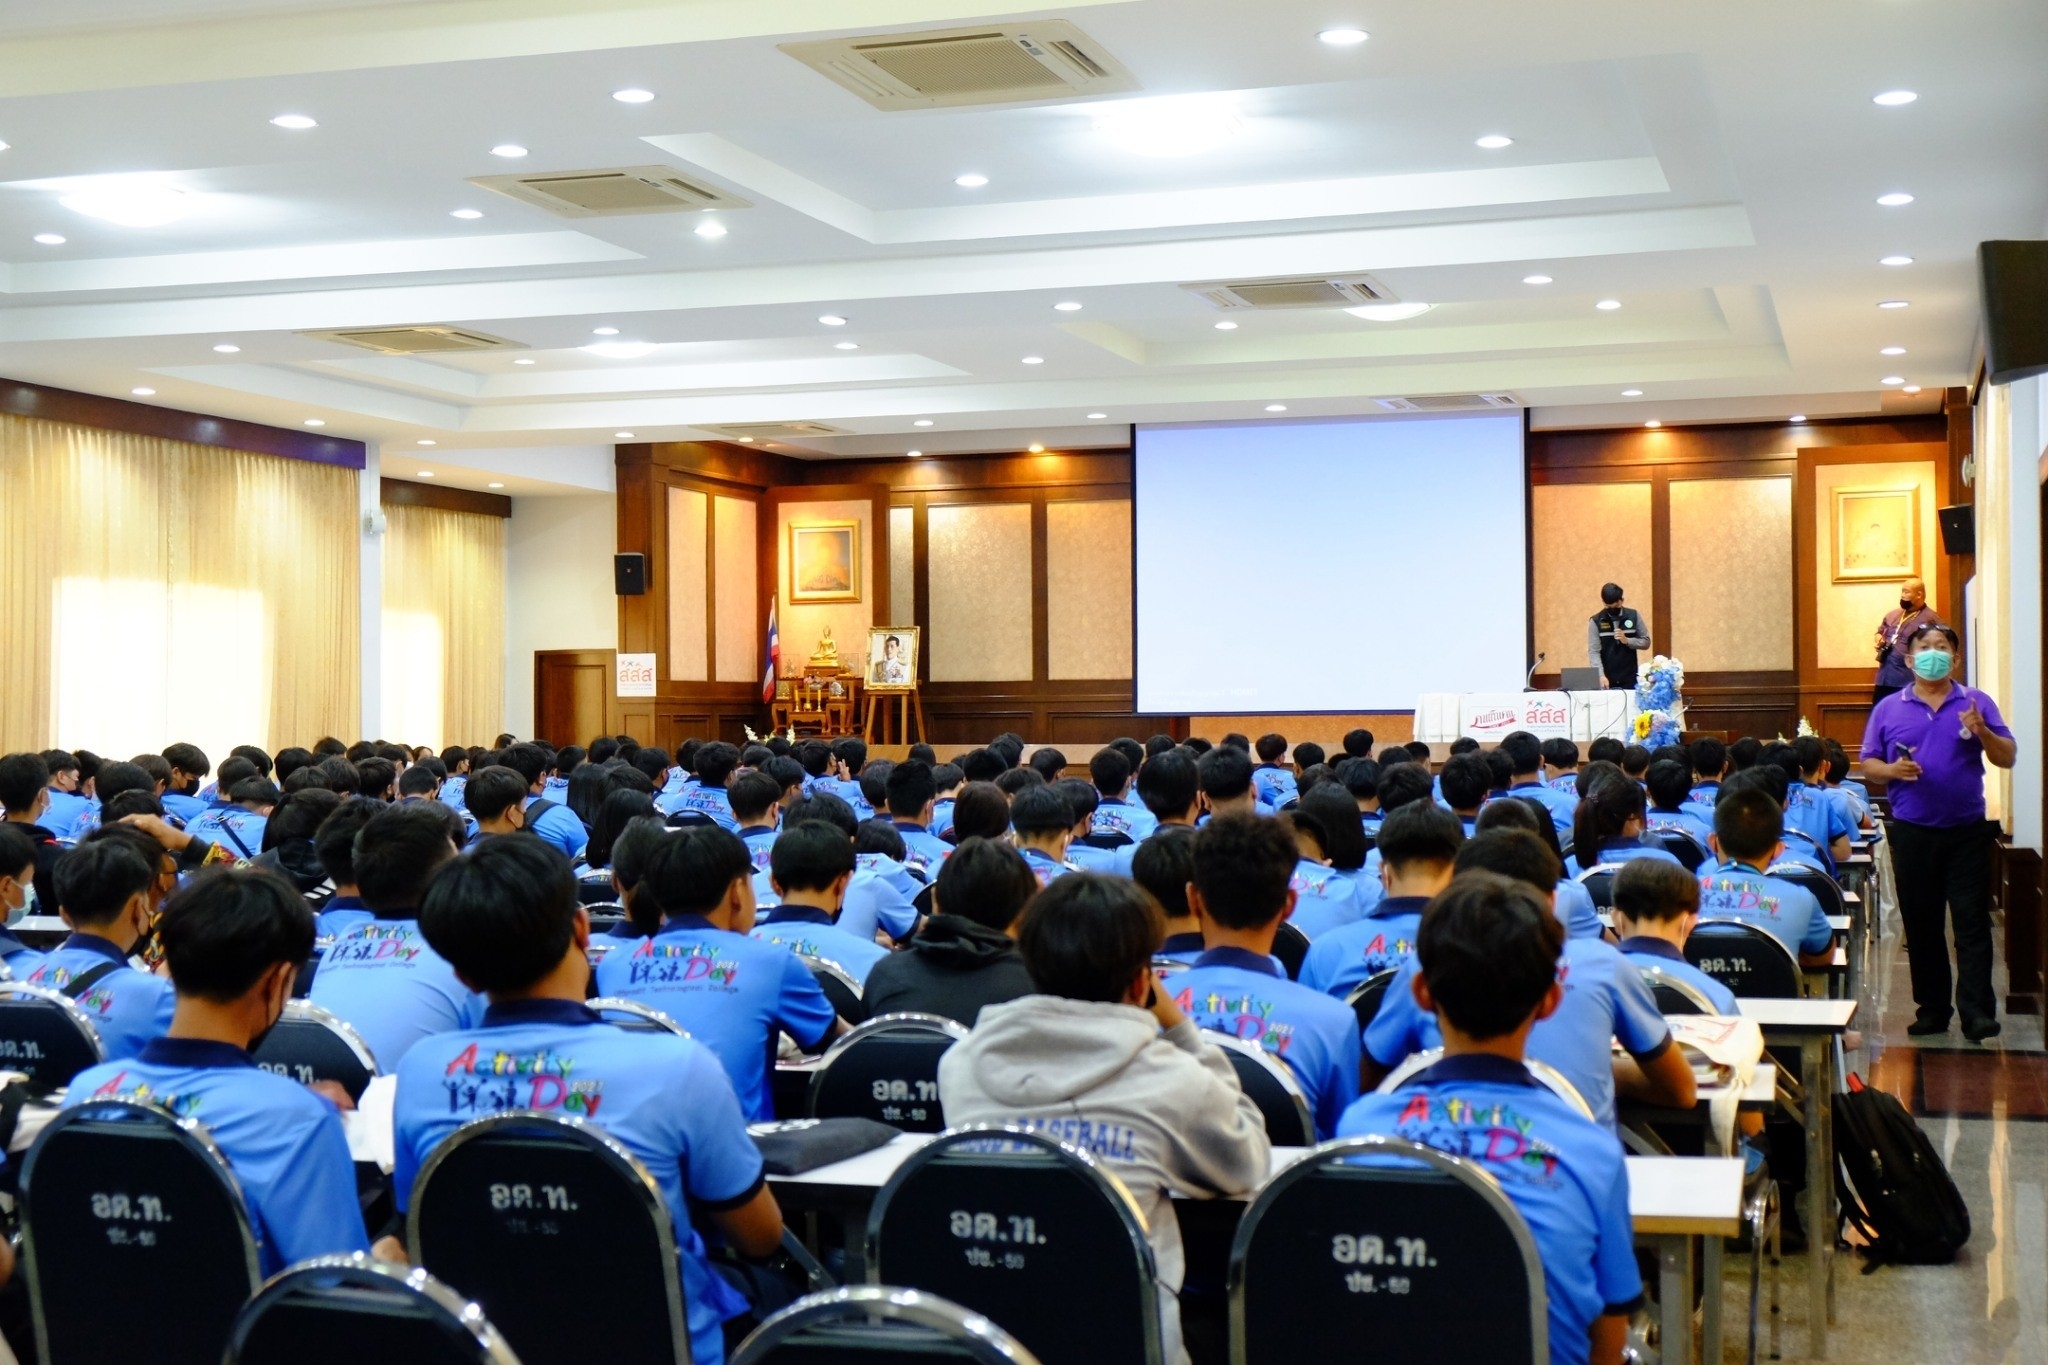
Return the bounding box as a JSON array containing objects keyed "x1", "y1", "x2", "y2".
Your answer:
[{"x1": 760, "y1": 597, "x2": 779, "y2": 702}]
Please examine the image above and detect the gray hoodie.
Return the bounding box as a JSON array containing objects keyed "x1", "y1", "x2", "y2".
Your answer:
[{"x1": 938, "y1": 994, "x2": 1272, "y2": 1364}]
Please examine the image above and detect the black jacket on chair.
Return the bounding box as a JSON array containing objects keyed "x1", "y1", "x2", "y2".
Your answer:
[{"x1": 862, "y1": 914, "x2": 1037, "y2": 1027}]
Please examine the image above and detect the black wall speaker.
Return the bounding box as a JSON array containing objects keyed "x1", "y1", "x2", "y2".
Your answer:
[
  {"x1": 613, "y1": 552, "x2": 647, "y2": 596},
  {"x1": 1938, "y1": 504, "x2": 1975, "y2": 557},
  {"x1": 1979, "y1": 240, "x2": 2048, "y2": 385}
]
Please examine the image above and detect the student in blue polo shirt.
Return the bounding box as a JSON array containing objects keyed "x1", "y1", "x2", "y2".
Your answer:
[
  {"x1": 1496, "y1": 732, "x2": 1576, "y2": 833},
  {"x1": 392, "y1": 835, "x2": 783, "y2": 1365},
  {"x1": 158, "y1": 743, "x2": 212, "y2": 825},
  {"x1": 1774, "y1": 737, "x2": 1855, "y2": 866},
  {"x1": 1285, "y1": 804, "x2": 1365, "y2": 939},
  {"x1": 309, "y1": 803, "x2": 480, "y2": 1069},
  {"x1": 1300, "y1": 801, "x2": 1461, "y2": 998},
  {"x1": 29, "y1": 835, "x2": 176, "y2": 1059},
  {"x1": 1563, "y1": 767, "x2": 1685, "y2": 878},
  {"x1": 310, "y1": 798, "x2": 381, "y2": 940},
  {"x1": 668, "y1": 742, "x2": 744, "y2": 832},
  {"x1": 751, "y1": 821, "x2": 889, "y2": 982},
  {"x1": 1122, "y1": 827, "x2": 1201, "y2": 968},
  {"x1": 1197, "y1": 743, "x2": 1272, "y2": 826},
  {"x1": 1055, "y1": 779, "x2": 1117, "y2": 873},
  {"x1": 1685, "y1": 736, "x2": 1727, "y2": 814},
  {"x1": 1173, "y1": 814, "x2": 1357, "y2": 1139},
  {"x1": 1087, "y1": 746, "x2": 1159, "y2": 842},
  {"x1": 770, "y1": 793, "x2": 917, "y2": 944},
  {"x1": 1338, "y1": 873, "x2": 1642, "y2": 1365},
  {"x1": 729, "y1": 771, "x2": 784, "y2": 879},
  {"x1": 885, "y1": 760, "x2": 952, "y2": 877},
  {"x1": 927, "y1": 762, "x2": 963, "y2": 839},
  {"x1": 497, "y1": 743, "x2": 589, "y2": 859},
  {"x1": 1010, "y1": 785, "x2": 1083, "y2": 886},
  {"x1": 0, "y1": 825, "x2": 49, "y2": 976},
  {"x1": 1643, "y1": 759, "x2": 1712, "y2": 847},
  {"x1": 1298, "y1": 784, "x2": 1377, "y2": 905},
  {"x1": 1610, "y1": 859, "x2": 1738, "y2": 1014},
  {"x1": 436, "y1": 746, "x2": 471, "y2": 812},
  {"x1": 817, "y1": 739, "x2": 873, "y2": 820},
  {"x1": 592, "y1": 826, "x2": 845, "y2": 1119},
  {"x1": 188, "y1": 770, "x2": 277, "y2": 863},
  {"x1": 1475, "y1": 800, "x2": 1603, "y2": 941},
  {"x1": 67, "y1": 866, "x2": 367, "y2": 1275},
  {"x1": 1819, "y1": 739, "x2": 1871, "y2": 830},
  {"x1": 1249, "y1": 733, "x2": 1299, "y2": 810},
  {"x1": 1438, "y1": 752, "x2": 1491, "y2": 837},
  {"x1": 36, "y1": 750, "x2": 96, "y2": 837},
  {"x1": 1096, "y1": 748, "x2": 1202, "y2": 877},
  {"x1": 1696, "y1": 784, "x2": 1833, "y2": 963},
  {"x1": 1365, "y1": 831, "x2": 1695, "y2": 1132}
]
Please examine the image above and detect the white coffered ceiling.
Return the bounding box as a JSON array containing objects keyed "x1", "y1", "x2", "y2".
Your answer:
[{"x1": 0, "y1": 0, "x2": 2041, "y2": 492}]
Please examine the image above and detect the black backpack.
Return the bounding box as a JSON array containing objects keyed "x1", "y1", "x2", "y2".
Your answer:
[{"x1": 1834, "y1": 1072, "x2": 1970, "y2": 1266}]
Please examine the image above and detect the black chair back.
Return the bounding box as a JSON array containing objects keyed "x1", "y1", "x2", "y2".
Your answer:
[
  {"x1": 1207, "y1": 1033, "x2": 1315, "y2": 1146},
  {"x1": 251, "y1": 1001, "x2": 379, "y2": 1101},
  {"x1": 1635, "y1": 964, "x2": 1717, "y2": 1015},
  {"x1": 1149, "y1": 957, "x2": 1191, "y2": 977},
  {"x1": 803, "y1": 953, "x2": 868, "y2": 1026},
  {"x1": 868, "y1": 1126, "x2": 1162, "y2": 1365},
  {"x1": 1764, "y1": 862, "x2": 1848, "y2": 919},
  {"x1": 0, "y1": 984, "x2": 104, "y2": 1092},
  {"x1": 1685, "y1": 920, "x2": 1803, "y2": 999},
  {"x1": 587, "y1": 997, "x2": 692, "y2": 1036},
  {"x1": 410, "y1": 1112, "x2": 689, "y2": 1364},
  {"x1": 1346, "y1": 969, "x2": 1399, "y2": 1033},
  {"x1": 734, "y1": 1285, "x2": 1042, "y2": 1363},
  {"x1": 1574, "y1": 863, "x2": 1623, "y2": 909},
  {"x1": 1269, "y1": 923, "x2": 1310, "y2": 981},
  {"x1": 1079, "y1": 830, "x2": 1135, "y2": 851},
  {"x1": 666, "y1": 811, "x2": 717, "y2": 829},
  {"x1": 225, "y1": 1253, "x2": 519, "y2": 1365},
  {"x1": 576, "y1": 873, "x2": 619, "y2": 905},
  {"x1": 21, "y1": 1099, "x2": 262, "y2": 1365},
  {"x1": 1227, "y1": 1135, "x2": 1547, "y2": 1365},
  {"x1": 1646, "y1": 828, "x2": 1709, "y2": 870},
  {"x1": 809, "y1": 1013, "x2": 968, "y2": 1132}
]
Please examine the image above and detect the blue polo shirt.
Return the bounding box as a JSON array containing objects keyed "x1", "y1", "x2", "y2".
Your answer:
[
  {"x1": 1173, "y1": 946, "x2": 1359, "y2": 1140},
  {"x1": 1155, "y1": 931, "x2": 1208, "y2": 968},
  {"x1": 590, "y1": 916, "x2": 838, "y2": 1120},
  {"x1": 160, "y1": 791, "x2": 208, "y2": 824},
  {"x1": 188, "y1": 802, "x2": 267, "y2": 860},
  {"x1": 1288, "y1": 860, "x2": 1364, "y2": 939},
  {"x1": 750, "y1": 905, "x2": 890, "y2": 984},
  {"x1": 1330, "y1": 865, "x2": 1384, "y2": 912},
  {"x1": 1781, "y1": 782, "x2": 1853, "y2": 862},
  {"x1": 1504, "y1": 780, "x2": 1576, "y2": 833},
  {"x1": 1563, "y1": 840, "x2": 1683, "y2": 879},
  {"x1": 1366, "y1": 937, "x2": 1671, "y2": 1130},
  {"x1": 68, "y1": 1037, "x2": 368, "y2": 1276},
  {"x1": 39, "y1": 789, "x2": 95, "y2": 837},
  {"x1": 1251, "y1": 766, "x2": 1299, "y2": 811},
  {"x1": 1090, "y1": 797, "x2": 1159, "y2": 842},
  {"x1": 308, "y1": 917, "x2": 487, "y2": 1071},
  {"x1": 24, "y1": 933, "x2": 174, "y2": 1061},
  {"x1": 1546, "y1": 772, "x2": 1581, "y2": 795},
  {"x1": 1298, "y1": 896, "x2": 1428, "y2": 998},
  {"x1": 667, "y1": 784, "x2": 740, "y2": 833},
  {"x1": 438, "y1": 774, "x2": 468, "y2": 812},
  {"x1": 540, "y1": 775, "x2": 569, "y2": 806},
  {"x1": 1018, "y1": 847, "x2": 1078, "y2": 887},
  {"x1": 1645, "y1": 808, "x2": 1712, "y2": 846},
  {"x1": 1617, "y1": 936, "x2": 1738, "y2": 1014},
  {"x1": 313, "y1": 894, "x2": 373, "y2": 942},
  {"x1": 1695, "y1": 859, "x2": 1831, "y2": 956},
  {"x1": 1686, "y1": 779, "x2": 1721, "y2": 809},
  {"x1": 893, "y1": 822, "x2": 952, "y2": 877},
  {"x1": 814, "y1": 777, "x2": 873, "y2": 822},
  {"x1": 1065, "y1": 842, "x2": 1122, "y2": 874},
  {"x1": 739, "y1": 827, "x2": 778, "y2": 878},
  {"x1": 840, "y1": 856, "x2": 919, "y2": 941},
  {"x1": 521, "y1": 796, "x2": 589, "y2": 860},
  {"x1": 0, "y1": 929, "x2": 46, "y2": 981},
  {"x1": 1554, "y1": 879, "x2": 1603, "y2": 941},
  {"x1": 1337, "y1": 1054, "x2": 1641, "y2": 1365},
  {"x1": 929, "y1": 798, "x2": 957, "y2": 838},
  {"x1": 391, "y1": 998, "x2": 764, "y2": 1365}
]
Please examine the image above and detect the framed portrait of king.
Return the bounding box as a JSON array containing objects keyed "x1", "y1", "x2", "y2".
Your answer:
[
  {"x1": 867, "y1": 626, "x2": 919, "y2": 691},
  {"x1": 789, "y1": 520, "x2": 860, "y2": 603}
]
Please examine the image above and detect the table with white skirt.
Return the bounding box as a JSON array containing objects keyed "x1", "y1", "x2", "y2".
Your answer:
[{"x1": 1414, "y1": 690, "x2": 1639, "y2": 743}]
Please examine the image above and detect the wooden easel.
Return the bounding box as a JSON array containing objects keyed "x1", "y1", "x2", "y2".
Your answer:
[{"x1": 862, "y1": 687, "x2": 927, "y2": 743}]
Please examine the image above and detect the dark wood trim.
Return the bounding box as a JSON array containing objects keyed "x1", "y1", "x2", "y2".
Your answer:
[
  {"x1": 1530, "y1": 415, "x2": 1946, "y2": 470},
  {"x1": 804, "y1": 449, "x2": 1131, "y2": 492},
  {"x1": 1030, "y1": 496, "x2": 1051, "y2": 685},
  {"x1": 0, "y1": 375, "x2": 368, "y2": 469},
  {"x1": 1649, "y1": 472, "x2": 1672, "y2": 657},
  {"x1": 1999, "y1": 843, "x2": 2042, "y2": 1016},
  {"x1": 379, "y1": 477, "x2": 510, "y2": 517}
]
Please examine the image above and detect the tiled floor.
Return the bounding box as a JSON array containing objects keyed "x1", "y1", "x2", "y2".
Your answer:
[{"x1": 1706, "y1": 898, "x2": 2048, "y2": 1363}]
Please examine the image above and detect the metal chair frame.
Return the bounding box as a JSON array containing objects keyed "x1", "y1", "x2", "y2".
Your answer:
[
  {"x1": 733, "y1": 1285, "x2": 1043, "y2": 1364},
  {"x1": 1202, "y1": 1031, "x2": 1316, "y2": 1146},
  {"x1": 224, "y1": 1252, "x2": 520, "y2": 1365}
]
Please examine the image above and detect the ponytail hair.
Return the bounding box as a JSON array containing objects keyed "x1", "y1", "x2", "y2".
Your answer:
[{"x1": 1571, "y1": 766, "x2": 1646, "y2": 861}]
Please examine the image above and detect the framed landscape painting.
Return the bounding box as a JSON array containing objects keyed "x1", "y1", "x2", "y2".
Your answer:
[{"x1": 789, "y1": 520, "x2": 860, "y2": 603}]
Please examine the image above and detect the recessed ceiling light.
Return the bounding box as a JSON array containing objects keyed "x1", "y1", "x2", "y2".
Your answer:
[
  {"x1": 913, "y1": 419, "x2": 933, "y2": 427},
  {"x1": 1622, "y1": 388, "x2": 1644, "y2": 397},
  {"x1": 954, "y1": 173, "x2": 989, "y2": 188},
  {"x1": 1022, "y1": 355, "x2": 1044, "y2": 364},
  {"x1": 1880, "y1": 346, "x2": 1906, "y2": 355},
  {"x1": 1790, "y1": 414, "x2": 1806, "y2": 423},
  {"x1": 1346, "y1": 302, "x2": 1433, "y2": 321},
  {"x1": 1644, "y1": 420, "x2": 1662, "y2": 428},
  {"x1": 583, "y1": 342, "x2": 657, "y2": 359},
  {"x1": 834, "y1": 341, "x2": 860, "y2": 350},
  {"x1": 1595, "y1": 299, "x2": 1623, "y2": 310},
  {"x1": 303, "y1": 418, "x2": 325, "y2": 427},
  {"x1": 1878, "y1": 299, "x2": 1910, "y2": 309},
  {"x1": 611, "y1": 87, "x2": 655, "y2": 104},
  {"x1": 906, "y1": 450, "x2": 923, "y2": 458},
  {"x1": 0, "y1": 141, "x2": 11, "y2": 151},
  {"x1": 1053, "y1": 301, "x2": 1083, "y2": 312},
  {"x1": 1475, "y1": 134, "x2": 1514, "y2": 149},
  {"x1": 1087, "y1": 412, "x2": 1108, "y2": 419},
  {"x1": 1522, "y1": 274, "x2": 1553, "y2": 285},
  {"x1": 694, "y1": 217, "x2": 727, "y2": 238},
  {"x1": 1214, "y1": 320, "x2": 1238, "y2": 330},
  {"x1": 1882, "y1": 375, "x2": 1906, "y2": 385},
  {"x1": 417, "y1": 439, "x2": 436, "y2": 446},
  {"x1": 1876, "y1": 191, "x2": 1914, "y2": 207},
  {"x1": 212, "y1": 343, "x2": 240, "y2": 353},
  {"x1": 490, "y1": 144, "x2": 528, "y2": 158},
  {"x1": 1094, "y1": 94, "x2": 1242, "y2": 157},
  {"x1": 737, "y1": 436, "x2": 755, "y2": 443},
  {"x1": 130, "y1": 387, "x2": 155, "y2": 396},
  {"x1": 1903, "y1": 385, "x2": 1923, "y2": 394},
  {"x1": 1027, "y1": 443, "x2": 1046, "y2": 454},
  {"x1": 60, "y1": 178, "x2": 191, "y2": 226},
  {"x1": 33, "y1": 233, "x2": 64, "y2": 245},
  {"x1": 591, "y1": 326, "x2": 619, "y2": 336},
  {"x1": 1873, "y1": 90, "x2": 1918, "y2": 106},
  {"x1": 512, "y1": 357, "x2": 536, "y2": 365},
  {"x1": 615, "y1": 432, "x2": 635, "y2": 439},
  {"x1": 450, "y1": 208, "x2": 483, "y2": 219},
  {"x1": 1880, "y1": 254, "x2": 1914, "y2": 266},
  {"x1": 818, "y1": 314, "x2": 847, "y2": 326},
  {"x1": 417, "y1": 471, "x2": 434, "y2": 477},
  {"x1": 269, "y1": 114, "x2": 317, "y2": 129},
  {"x1": 488, "y1": 482, "x2": 505, "y2": 488},
  {"x1": 1318, "y1": 28, "x2": 1369, "y2": 46},
  {"x1": 1264, "y1": 404, "x2": 1287, "y2": 412}
]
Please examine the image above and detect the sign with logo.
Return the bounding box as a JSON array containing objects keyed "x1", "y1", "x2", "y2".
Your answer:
[
  {"x1": 615, "y1": 652, "x2": 657, "y2": 698},
  {"x1": 1458, "y1": 691, "x2": 1572, "y2": 740}
]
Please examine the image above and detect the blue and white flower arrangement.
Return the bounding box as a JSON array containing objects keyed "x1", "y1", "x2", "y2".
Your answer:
[{"x1": 1632, "y1": 655, "x2": 1687, "y2": 750}]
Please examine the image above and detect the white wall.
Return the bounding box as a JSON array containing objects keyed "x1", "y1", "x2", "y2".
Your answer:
[{"x1": 504, "y1": 493, "x2": 619, "y2": 737}]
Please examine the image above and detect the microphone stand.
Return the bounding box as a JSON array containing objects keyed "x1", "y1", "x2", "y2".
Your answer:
[{"x1": 1524, "y1": 652, "x2": 1546, "y2": 691}]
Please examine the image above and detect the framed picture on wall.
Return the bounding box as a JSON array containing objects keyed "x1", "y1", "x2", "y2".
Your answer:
[
  {"x1": 1833, "y1": 486, "x2": 1919, "y2": 582},
  {"x1": 867, "y1": 626, "x2": 919, "y2": 691},
  {"x1": 789, "y1": 520, "x2": 860, "y2": 603}
]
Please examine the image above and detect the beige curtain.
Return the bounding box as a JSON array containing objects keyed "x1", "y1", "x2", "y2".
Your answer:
[
  {"x1": 0, "y1": 413, "x2": 358, "y2": 756},
  {"x1": 381, "y1": 501, "x2": 505, "y2": 749}
]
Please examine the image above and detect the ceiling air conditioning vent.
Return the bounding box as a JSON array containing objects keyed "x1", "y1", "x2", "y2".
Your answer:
[
  {"x1": 470, "y1": 165, "x2": 750, "y2": 217},
  {"x1": 1374, "y1": 393, "x2": 1522, "y2": 412},
  {"x1": 299, "y1": 325, "x2": 522, "y2": 355},
  {"x1": 707, "y1": 422, "x2": 850, "y2": 440},
  {"x1": 1184, "y1": 275, "x2": 1397, "y2": 311},
  {"x1": 781, "y1": 21, "x2": 1137, "y2": 110}
]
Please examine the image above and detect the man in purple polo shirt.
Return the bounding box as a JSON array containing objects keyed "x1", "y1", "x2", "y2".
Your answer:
[{"x1": 1861, "y1": 623, "x2": 2017, "y2": 1041}]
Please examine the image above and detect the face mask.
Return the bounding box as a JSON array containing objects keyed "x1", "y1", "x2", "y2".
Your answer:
[
  {"x1": 1912, "y1": 649, "x2": 1953, "y2": 682},
  {"x1": 1900, "y1": 599, "x2": 1914, "y2": 611}
]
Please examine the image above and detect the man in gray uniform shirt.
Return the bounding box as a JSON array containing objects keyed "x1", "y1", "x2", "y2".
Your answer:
[{"x1": 1589, "y1": 582, "x2": 1650, "y2": 690}]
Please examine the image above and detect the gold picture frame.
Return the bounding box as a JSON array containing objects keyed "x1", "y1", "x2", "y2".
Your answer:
[
  {"x1": 1833, "y1": 486, "x2": 1919, "y2": 582},
  {"x1": 788, "y1": 520, "x2": 860, "y2": 603},
  {"x1": 866, "y1": 626, "x2": 919, "y2": 692}
]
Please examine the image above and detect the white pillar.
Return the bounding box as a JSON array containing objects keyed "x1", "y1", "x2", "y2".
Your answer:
[
  {"x1": 2007, "y1": 379, "x2": 2044, "y2": 850},
  {"x1": 359, "y1": 443, "x2": 383, "y2": 740}
]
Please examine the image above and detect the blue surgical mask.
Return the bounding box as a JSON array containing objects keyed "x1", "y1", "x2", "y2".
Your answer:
[{"x1": 1912, "y1": 649, "x2": 1954, "y2": 682}]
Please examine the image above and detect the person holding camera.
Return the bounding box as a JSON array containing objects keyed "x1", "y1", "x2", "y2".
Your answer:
[{"x1": 1873, "y1": 577, "x2": 1941, "y2": 704}]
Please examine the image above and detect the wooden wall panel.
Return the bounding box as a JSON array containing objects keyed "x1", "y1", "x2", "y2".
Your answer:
[
  {"x1": 712, "y1": 495, "x2": 757, "y2": 682},
  {"x1": 887, "y1": 505, "x2": 915, "y2": 626},
  {"x1": 1669, "y1": 477, "x2": 1793, "y2": 672},
  {"x1": 928, "y1": 502, "x2": 1034, "y2": 681},
  {"x1": 1531, "y1": 482, "x2": 1652, "y2": 675},
  {"x1": 1046, "y1": 499, "x2": 1133, "y2": 680},
  {"x1": 665, "y1": 486, "x2": 708, "y2": 681}
]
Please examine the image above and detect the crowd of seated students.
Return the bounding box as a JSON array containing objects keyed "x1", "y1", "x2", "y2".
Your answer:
[{"x1": 0, "y1": 721, "x2": 1875, "y2": 1364}]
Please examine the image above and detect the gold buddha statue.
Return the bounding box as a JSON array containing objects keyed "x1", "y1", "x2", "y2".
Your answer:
[{"x1": 807, "y1": 627, "x2": 840, "y2": 670}]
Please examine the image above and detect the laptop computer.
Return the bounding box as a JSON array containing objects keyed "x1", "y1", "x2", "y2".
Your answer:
[{"x1": 1559, "y1": 666, "x2": 1603, "y2": 691}]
